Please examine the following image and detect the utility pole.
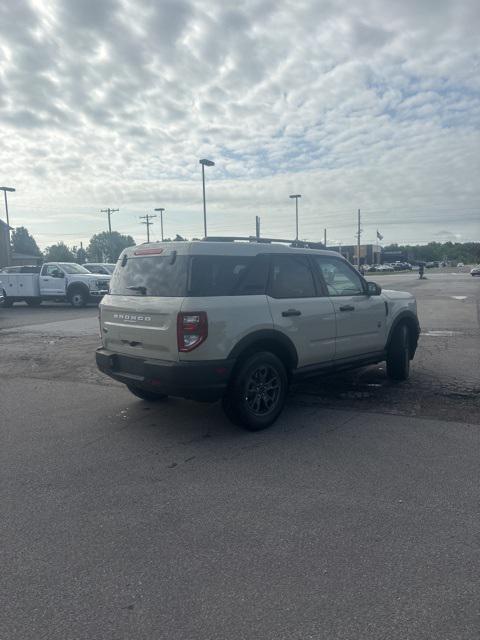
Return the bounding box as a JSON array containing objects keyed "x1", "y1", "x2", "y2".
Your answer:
[
  {"x1": 324, "y1": 228, "x2": 327, "y2": 248},
  {"x1": 100, "y1": 208, "x2": 119, "y2": 234},
  {"x1": 140, "y1": 213, "x2": 156, "y2": 243},
  {"x1": 356, "y1": 208, "x2": 361, "y2": 269},
  {"x1": 255, "y1": 216, "x2": 261, "y2": 239},
  {"x1": 154, "y1": 208, "x2": 165, "y2": 241}
]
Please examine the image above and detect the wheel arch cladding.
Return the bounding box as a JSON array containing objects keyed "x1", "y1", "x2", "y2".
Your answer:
[
  {"x1": 387, "y1": 311, "x2": 420, "y2": 358},
  {"x1": 228, "y1": 330, "x2": 299, "y2": 372}
]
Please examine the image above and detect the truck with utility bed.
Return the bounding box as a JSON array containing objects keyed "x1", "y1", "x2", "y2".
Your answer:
[
  {"x1": 0, "y1": 262, "x2": 110, "y2": 307},
  {"x1": 96, "y1": 239, "x2": 420, "y2": 430}
]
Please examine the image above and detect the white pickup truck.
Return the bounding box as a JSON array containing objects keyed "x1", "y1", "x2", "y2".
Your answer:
[{"x1": 0, "y1": 262, "x2": 111, "y2": 307}]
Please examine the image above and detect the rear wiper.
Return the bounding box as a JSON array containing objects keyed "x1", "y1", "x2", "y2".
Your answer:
[{"x1": 126, "y1": 286, "x2": 147, "y2": 295}]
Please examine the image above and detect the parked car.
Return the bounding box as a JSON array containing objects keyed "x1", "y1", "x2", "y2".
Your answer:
[
  {"x1": 457, "y1": 262, "x2": 465, "y2": 268},
  {"x1": 470, "y1": 265, "x2": 480, "y2": 276},
  {"x1": 84, "y1": 263, "x2": 116, "y2": 275},
  {"x1": 96, "y1": 240, "x2": 420, "y2": 431},
  {"x1": 0, "y1": 262, "x2": 110, "y2": 307}
]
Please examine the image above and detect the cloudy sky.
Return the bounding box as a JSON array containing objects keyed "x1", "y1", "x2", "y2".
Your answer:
[{"x1": 0, "y1": 0, "x2": 479, "y2": 250}]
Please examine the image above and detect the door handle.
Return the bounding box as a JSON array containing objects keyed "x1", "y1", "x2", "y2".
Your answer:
[
  {"x1": 282, "y1": 309, "x2": 302, "y2": 317},
  {"x1": 339, "y1": 305, "x2": 355, "y2": 312}
]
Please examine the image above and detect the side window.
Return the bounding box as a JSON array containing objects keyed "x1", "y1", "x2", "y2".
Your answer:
[
  {"x1": 45, "y1": 265, "x2": 63, "y2": 278},
  {"x1": 313, "y1": 257, "x2": 365, "y2": 296},
  {"x1": 269, "y1": 255, "x2": 316, "y2": 298},
  {"x1": 188, "y1": 255, "x2": 269, "y2": 296}
]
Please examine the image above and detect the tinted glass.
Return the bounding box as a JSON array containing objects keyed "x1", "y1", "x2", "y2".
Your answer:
[
  {"x1": 109, "y1": 255, "x2": 188, "y2": 297},
  {"x1": 187, "y1": 255, "x2": 269, "y2": 296},
  {"x1": 269, "y1": 255, "x2": 316, "y2": 298},
  {"x1": 313, "y1": 257, "x2": 365, "y2": 296}
]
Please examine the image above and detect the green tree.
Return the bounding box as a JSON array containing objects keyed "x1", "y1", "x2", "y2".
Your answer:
[
  {"x1": 382, "y1": 241, "x2": 480, "y2": 264},
  {"x1": 11, "y1": 226, "x2": 42, "y2": 256},
  {"x1": 44, "y1": 242, "x2": 76, "y2": 262},
  {"x1": 72, "y1": 245, "x2": 88, "y2": 264},
  {"x1": 87, "y1": 231, "x2": 135, "y2": 262}
]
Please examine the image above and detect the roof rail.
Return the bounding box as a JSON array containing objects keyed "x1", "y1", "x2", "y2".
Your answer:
[{"x1": 204, "y1": 236, "x2": 325, "y2": 249}]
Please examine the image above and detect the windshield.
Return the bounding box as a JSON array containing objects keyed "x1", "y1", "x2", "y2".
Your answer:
[{"x1": 59, "y1": 263, "x2": 91, "y2": 274}]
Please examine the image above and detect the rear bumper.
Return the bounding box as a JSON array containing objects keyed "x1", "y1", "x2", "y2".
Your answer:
[{"x1": 96, "y1": 348, "x2": 235, "y2": 402}]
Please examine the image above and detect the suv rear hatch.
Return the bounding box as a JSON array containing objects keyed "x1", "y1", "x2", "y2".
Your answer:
[{"x1": 100, "y1": 248, "x2": 188, "y2": 362}]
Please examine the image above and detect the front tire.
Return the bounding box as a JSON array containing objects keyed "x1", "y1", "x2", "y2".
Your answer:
[
  {"x1": 222, "y1": 351, "x2": 288, "y2": 431},
  {"x1": 387, "y1": 323, "x2": 410, "y2": 381},
  {"x1": 68, "y1": 289, "x2": 88, "y2": 308},
  {"x1": 126, "y1": 384, "x2": 168, "y2": 401}
]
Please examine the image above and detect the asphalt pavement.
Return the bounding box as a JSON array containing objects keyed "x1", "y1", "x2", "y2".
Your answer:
[{"x1": 1, "y1": 271, "x2": 479, "y2": 639}]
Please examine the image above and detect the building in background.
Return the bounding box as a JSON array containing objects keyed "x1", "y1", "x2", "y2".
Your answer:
[
  {"x1": 381, "y1": 249, "x2": 408, "y2": 263},
  {"x1": 10, "y1": 252, "x2": 43, "y2": 267},
  {"x1": 327, "y1": 244, "x2": 381, "y2": 266},
  {"x1": 0, "y1": 219, "x2": 11, "y2": 267}
]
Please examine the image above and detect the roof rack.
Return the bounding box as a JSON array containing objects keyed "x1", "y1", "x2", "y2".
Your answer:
[{"x1": 204, "y1": 236, "x2": 326, "y2": 249}]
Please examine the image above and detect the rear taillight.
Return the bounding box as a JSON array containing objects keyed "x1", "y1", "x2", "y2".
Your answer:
[{"x1": 177, "y1": 312, "x2": 208, "y2": 352}]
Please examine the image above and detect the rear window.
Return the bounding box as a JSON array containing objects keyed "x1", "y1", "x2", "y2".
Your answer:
[
  {"x1": 187, "y1": 255, "x2": 269, "y2": 296},
  {"x1": 109, "y1": 254, "x2": 188, "y2": 297},
  {"x1": 108, "y1": 252, "x2": 270, "y2": 298}
]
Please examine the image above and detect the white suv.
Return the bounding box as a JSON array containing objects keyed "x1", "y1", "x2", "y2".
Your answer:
[{"x1": 96, "y1": 240, "x2": 420, "y2": 430}]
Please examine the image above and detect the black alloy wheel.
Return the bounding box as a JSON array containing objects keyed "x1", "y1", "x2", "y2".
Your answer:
[{"x1": 222, "y1": 351, "x2": 288, "y2": 431}]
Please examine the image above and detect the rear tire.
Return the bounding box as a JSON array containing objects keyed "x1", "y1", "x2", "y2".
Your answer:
[
  {"x1": 126, "y1": 384, "x2": 168, "y2": 401},
  {"x1": 387, "y1": 323, "x2": 410, "y2": 381},
  {"x1": 222, "y1": 351, "x2": 288, "y2": 431},
  {"x1": 26, "y1": 298, "x2": 42, "y2": 307}
]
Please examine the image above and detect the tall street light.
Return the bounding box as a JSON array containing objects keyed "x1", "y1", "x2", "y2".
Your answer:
[
  {"x1": 0, "y1": 186, "x2": 15, "y2": 228},
  {"x1": 199, "y1": 158, "x2": 215, "y2": 238},
  {"x1": 154, "y1": 208, "x2": 165, "y2": 241},
  {"x1": 0, "y1": 186, "x2": 15, "y2": 265},
  {"x1": 289, "y1": 194, "x2": 301, "y2": 241}
]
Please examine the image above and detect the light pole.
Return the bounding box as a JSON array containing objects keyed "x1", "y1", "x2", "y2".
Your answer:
[
  {"x1": 289, "y1": 194, "x2": 301, "y2": 241},
  {"x1": 199, "y1": 158, "x2": 214, "y2": 238},
  {"x1": 0, "y1": 186, "x2": 15, "y2": 228},
  {"x1": 0, "y1": 186, "x2": 15, "y2": 265},
  {"x1": 154, "y1": 208, "x2": 165, "y2": 241}
]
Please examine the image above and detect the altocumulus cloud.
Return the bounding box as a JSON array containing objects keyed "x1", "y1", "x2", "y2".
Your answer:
[{"x1": 0, "y1": 0, "x2": 479, "y2": 246}]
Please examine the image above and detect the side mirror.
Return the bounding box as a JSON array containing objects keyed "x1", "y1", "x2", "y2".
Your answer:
[
  {"x1": 54, "y1": 270, "x2": 64, "y2": 278},
  {"x1": 366, "y1": 281, "x2": 381, "y2": 296}
]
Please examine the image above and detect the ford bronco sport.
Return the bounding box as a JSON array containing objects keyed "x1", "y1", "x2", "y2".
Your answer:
[{"x1": 96, "y1": 240, "x2": 420, "y2": 430}]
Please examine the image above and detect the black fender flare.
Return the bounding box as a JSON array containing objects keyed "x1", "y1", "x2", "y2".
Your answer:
[
  {"x1": 228, "y1": 329, "x2": 299, "y2": 370},
  {"x1": 386, "y1": 310, "x2": 420, "y2": 356}
]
